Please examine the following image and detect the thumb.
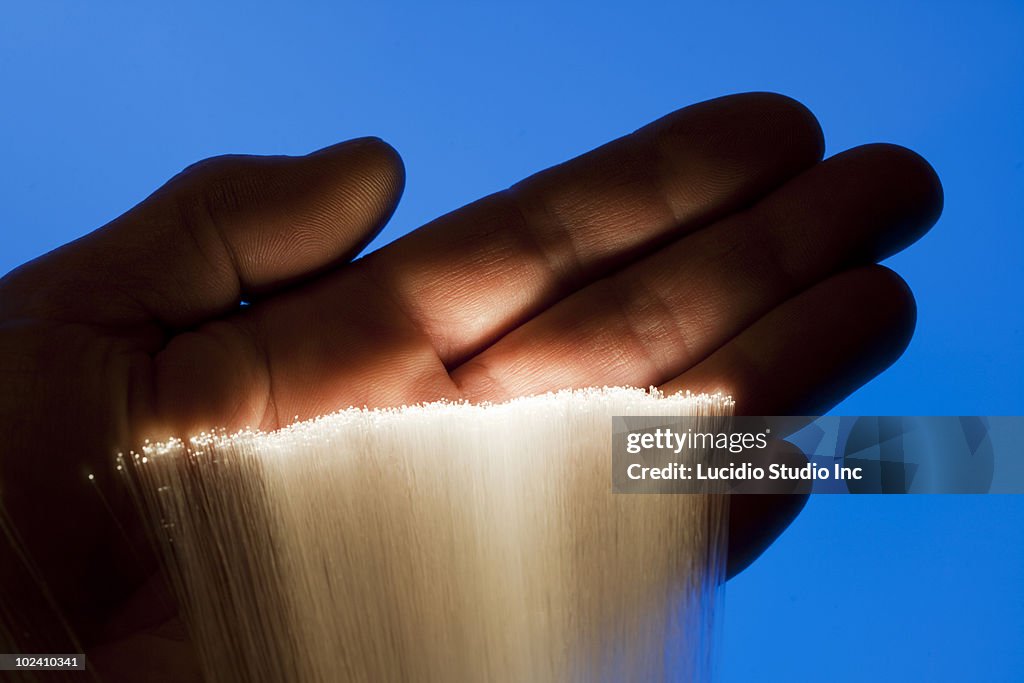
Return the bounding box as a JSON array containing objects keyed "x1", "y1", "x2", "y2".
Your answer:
[{"x1": 1, "y1": 137, "x2": 404, "y2": 328}]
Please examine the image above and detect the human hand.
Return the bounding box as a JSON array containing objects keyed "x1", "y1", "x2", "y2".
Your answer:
[{"x1": 0, "y1": 92, "x2": 941, "y2": 679}]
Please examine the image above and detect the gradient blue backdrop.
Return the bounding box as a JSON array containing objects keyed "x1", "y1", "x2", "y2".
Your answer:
[{"x1": 2, "y1": 2, "x2": 1022, "y2": 680}]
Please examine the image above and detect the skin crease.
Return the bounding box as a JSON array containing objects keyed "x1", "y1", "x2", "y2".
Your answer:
[{"x1": 0, "y1": 93, "x2": 942, "y2": 681}]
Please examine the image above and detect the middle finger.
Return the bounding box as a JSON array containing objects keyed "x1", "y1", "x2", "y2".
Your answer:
[{"x1": 450, "y1": 143, "x2": 942, "y2": 399}]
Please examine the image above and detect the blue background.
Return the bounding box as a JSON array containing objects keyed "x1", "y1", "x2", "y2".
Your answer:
[{"x1": 2, "y1": 1, "x2": 1022, "y2": 680}]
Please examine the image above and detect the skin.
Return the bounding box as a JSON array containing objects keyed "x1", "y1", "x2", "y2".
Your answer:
[{"x1": 0, "y1": 93, "x2": 942, "y2": 680}]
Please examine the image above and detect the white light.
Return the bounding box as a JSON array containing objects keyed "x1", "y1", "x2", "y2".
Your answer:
[{"x1": 129, "y1": 387, "x2": 732, "y2": 682}]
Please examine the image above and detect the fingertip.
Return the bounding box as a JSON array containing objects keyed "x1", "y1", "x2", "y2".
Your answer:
[
  {"x1": 307, "y1": 135, "x2": 386, "y2": 156},
  {"x1": 857, "y1": 264, "x2": 918, "y2": 368},
  {"x1": 295, "y1": 137, "x2": 405, "y2": 255},
  {"x1": 704, "y1": 91, "x2": 826, "y2": 164},
  {"x1": 737, "y1": 91, "x2": 826, "y2": 161},
  {"x1": 801, "y1": 265, "x2": 919, "y2": 413},
  {"x1": 874, "y1": 143, "x2": 942, "y2": 215},
  {"x1": 308, "y1": 136, "x2": 405, "y2": 188},
  {"x1": 839, "y1": 143, "x2": 944, "y2": 257},
  {"x1": 370, "y1": 137, "x2": 407, "y2": 198}
]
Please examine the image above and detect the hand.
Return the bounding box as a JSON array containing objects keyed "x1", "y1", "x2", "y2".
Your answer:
[{"x1": 0, "y1": 93, "x2": 941, "y2": 680}]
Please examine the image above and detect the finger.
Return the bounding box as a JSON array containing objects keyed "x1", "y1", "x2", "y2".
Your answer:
[
  {"x1": 688, "y1": 266, "x2": 914, "y2": 579},
  {"x1": 156, "y1": 93, "x2": 824, "y2": 433},
  {"x1": 451, "y1": 144, "x2": 940, "y2": 398},
  {"x1": 362, "y1": 92, "x2": 824, "y2": 365},
  {"x1": 727, "y1": 440, "x2": 810, "y2": 578},
  {"x1": 0, "y1": 137, "x2": 404, "y2": 329},
  {"x1": 662, "y1": 265, "x2": 917, "y2": 415}
]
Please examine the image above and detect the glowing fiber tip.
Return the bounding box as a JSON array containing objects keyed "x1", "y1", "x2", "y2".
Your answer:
[
  {"x1": 140, "y1": 386, "x2": 733, "y2": 458},
  {"x1": 128, "y1": 385, "x2": 732, "y2": 682}
]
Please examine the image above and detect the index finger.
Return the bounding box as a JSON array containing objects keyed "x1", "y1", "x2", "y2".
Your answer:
[{"x1": 362, "y1": 92, "x2": 825, "y2": 365}]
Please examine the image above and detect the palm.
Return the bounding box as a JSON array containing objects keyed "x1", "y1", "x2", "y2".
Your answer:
[{"x1": 0, "y1": 93, "x2": 941, "y2": 681}]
